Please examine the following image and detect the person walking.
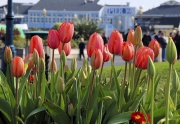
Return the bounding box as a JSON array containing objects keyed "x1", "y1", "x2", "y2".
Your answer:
[
  {"x1": 78, "y1": 38, "x2": 85, "y2": 60},
  {"x1": 142, "y1": 30, "x2": 151, "y2": 46},
  {"x1": 102, "y1": 32, "x2": 108, "y2": 45},
  {"x1": 174, "y1": 31, "x2": 180, "y2": 59},
  {"x1": 161, "y1": 32, "x2": 167, "y2": 61}
]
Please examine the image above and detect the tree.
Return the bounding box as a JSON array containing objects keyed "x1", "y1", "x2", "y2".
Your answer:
[
  {"x1": 74, "y1": 20, "x2": 103, "y2": 40},
  {"x1": 51, "y1": 22, "x2": 62, "y2": 30}
]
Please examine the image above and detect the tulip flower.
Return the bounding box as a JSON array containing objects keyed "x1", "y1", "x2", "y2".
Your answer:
[
  {"x1": 135, "y1": 47, "x2": 154, "y2": 70},
  {"x1": 108, "y1": 30, "x2": 123, "y2": 55},
  {"x1": 103, "y1": 44, "x2": 111, "y2": 62},
  {"x1": 121, "y1": 42, "x2": 134, "y2": 61},
  {"x1": 29, "y1": 35, "x2": 44, "y2": 57},
  {"x1": 47, "y1": 29, "x2": 60, "y2": 49},
  {"x1": 4, "y1": 46, "x2": 12, "y2": 64},
  {"x1": 87, "y1": 32, "x2": 104, "y2": 58},
  {"x1": 134, "y1": 26, "x2": 142, "y2": 47},
  {"x1": 12, "y1": 56, "x2": 24, "y2": 78},
  {"x1": 148, "y1": 39, "x2": 160, "y2": 58},
  {"x1": 127, "y1": 29, "x2": 135, "y2": 45},
  {"x1": 58, "y1": 42, "x2": 71, "y2": 56},
  {"x1": 91, "y1": 49, "x2": 103, "y2": 70},
  {"x1": 58, "y1": 22, "x2": 74, "y2": 43}
]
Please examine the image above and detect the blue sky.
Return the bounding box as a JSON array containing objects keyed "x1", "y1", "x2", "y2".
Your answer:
[{"x1": 0, "y1": 0, "x2": 179, "y2": 11}]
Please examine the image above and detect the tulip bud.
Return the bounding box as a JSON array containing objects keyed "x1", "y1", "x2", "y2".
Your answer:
[
  {"x1": 80, "y1": 70, "x2": 87, "y2": 86},
  {"x1": 33, "y1": 49, "x2": 39, "y2": 65},
  {"x1": 103, "y1": 44, "x2": 111, "y2": 62},
  {"x1": 91, "y1": 49, "x2": 103, "y2": 70},
  {"x1": 50, "y1": 59, "x2": 57, "y2": 72},
  {"x1": 39, "y1": 58, "x2": 45, "y2": 73},
  {"x1": 58, "y1": 42, "x2": 71, "y2": 56},
  {"x1": 60, "y1": 50, "x2": 66, "y2": 67},
  {"x1": 148, "y1": 39, "x2": 160, "y2": 58},
  {"x1": 56, "y1": 77, "x2": 65, "y2": 94},
  {"x1": 166, "y1": 38, "x2": 177, "y2": 64},
  {"x1": 82, "y1": 58, "x2": 88, "y2": 74},
  {"x1": 127, "y1": 29, "x2": 135, "y2": 45},
  {"x1": 147, "y1": 56, "x2": 156, "y2": 79},
  {"x1": 121, "y1": 42, "x2": 134, "y2": 61},
  {"x1": 134, "y1": 26, "x2": 142, "y2": 47},
  {"x1": 12, "y1": 56, "x2": 25, "y2": 78},
  {"x1": 71, "y1": 58, "x2": 77, "y2": 72},
  {"x1": 4, "y1": 46, "x2": 13, "y2": 64},
  {"x1": 68, "y1": 103, "x2": 74, "y2": 117},
  {"x1": 47, "y1": 29, "x2": 60, "y2": 49},
  {"x1": 172, "y1": 70, "x2": 180, "y2": 92}
]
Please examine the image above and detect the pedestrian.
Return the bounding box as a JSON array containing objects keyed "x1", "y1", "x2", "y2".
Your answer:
[
  {"x1": 142, "y1": 30, "x2": 151, "y2": 46},
  {"x1": 174, "y1": 31, "x2": 180, "y2": 59},
  {"x1": 78, "y1": 38, "x2": 85, "y2": 60},
  {"x1": 102, "y1": 32, "x2": 108, "y2": 45},
  {"x1": 161, "y1": 32, "x2": 167, "y2": 61},
  {"x1": 124, "y1": 28, "x2": 130, "y2": 41}
]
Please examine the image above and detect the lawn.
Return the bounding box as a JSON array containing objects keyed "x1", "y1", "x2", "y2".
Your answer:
[{"x1": 103, "y1": 60, "x2": 180, "y2": 83}]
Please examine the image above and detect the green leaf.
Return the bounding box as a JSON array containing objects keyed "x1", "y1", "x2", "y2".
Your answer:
[
  {"x1": 43, "y1": 100, "x2": 70, "y2": 124},
  {"x1": 107, "y1": 111, "x2": 133, "y2": 124},
  {"x1": 129, "y1": 90, "x2": 145, "y2": 111},
  {"x1": 0, "y1": 98, "x2": 13, "y2": 122},
  {"x1": 40, "y1": 72, "x2": 47, "y2": 103},
  {"x1": 16, "y1": 116, "x2": 25, "y2": 124},
  {"x1": 25, "y1": 107, "x2": 46, "y2": 123}
]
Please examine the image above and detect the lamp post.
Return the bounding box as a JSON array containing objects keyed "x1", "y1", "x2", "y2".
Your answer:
[
  {"x1": 118, "y1": 20, "x2": 122, "y2": 31},
  {"x1": 1, "y1": 0, "x2": 16, "y2": 74},
  {"x1": 42, "y1": 8, "x2": 46, "y2": 30}
]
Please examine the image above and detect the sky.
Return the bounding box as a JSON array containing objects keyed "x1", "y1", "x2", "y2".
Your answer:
[{"x1": 0, "y1": 0, "x2": 180, "y2": 11}]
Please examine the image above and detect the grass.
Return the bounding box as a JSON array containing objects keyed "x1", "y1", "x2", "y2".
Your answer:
[{"x1": 102, "y1": 60, "x2": 180, "y2": 83}]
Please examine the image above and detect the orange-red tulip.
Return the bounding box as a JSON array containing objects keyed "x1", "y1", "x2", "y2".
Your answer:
[
  {"x1": 148, "y1": 39, "x2": 160, "y2": 58},
  {"x1": 91, "y1": 49, "x2": 103, "y2": 70},
  {"x1": 135, "y1": 47, "x2": 154, "y2": 70},
  {"x1": 121, "y1": 42, "x2": 134, "y2": 61},
  {"x1": 87, "y1": 32, "x2": 104, "y2": 58},
  {"x1": 48, "y1": 29, "x2": 60, "y2": 49},
  {"x1": 127, "y1": 29, "x2": 135, "y2": 45},
  {"x1": 103, "y1": 44, "x2": 111, "y2": 62},
  {"x1": 58, "y1": 22, "x2": 74, "y2": 43},
  {"x1": 58, "y1": 42, "x2": 71, "y2": 56},
  {"x1": 29, "y1": 35, "x2": 44, "y2": 57},
  {"x1": 12, "y1": 56, "x2": 24, "y2": 78},
  {"x1": 108, "y1": 30, "x2": 123, "y2": 55}
]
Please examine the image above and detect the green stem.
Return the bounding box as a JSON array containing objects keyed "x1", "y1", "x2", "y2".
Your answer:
[
  {"x1": 123, "y1": 61, "x2": 128, "y2": 85},
  {"x1": 175, "y1": 92, "x2": 177, "y2": 109},
  {"x1": 88, "y1": 69, "x2": 96, "y2": 109},
  {"x1": 128, "y1": 62, "x2": 132, "y2": 84},
  {"x1": 34, "y1": 64, "x2": 37, "y2": 99},
  {"x1": 150, "y1": 78, "x2": 154, "y2": 124},
  {"x1": 99, "y1": 62, "x2": 104, "y2": 80},
  {"x1": 132, "y1": 46, "x2": 138, "y2": 89},
  {"x1": 109, "y1": 55, "x2": 115, "y2": 88},
  {"x1": 165, "y1": 64, "x2": 173, "y2": 124},
  {"x1": 8, "y1": 64, "x2": 14, "y2": 96},
  {"x1": 15, "y1": 78, "x2": 18, "y2": 124}
]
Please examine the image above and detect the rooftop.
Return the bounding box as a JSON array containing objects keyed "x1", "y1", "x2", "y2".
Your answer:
[
  {"x1": 144, "y1": 0, "x2": 180, "y2": 15},
  {"x1": 30, "y1": 0, "x2": 102, "y2": 11}
]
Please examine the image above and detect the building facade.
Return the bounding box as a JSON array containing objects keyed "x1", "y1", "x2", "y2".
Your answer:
[
  {"x1": 0, "y1": 0, "x2": 136, "y2": 37},
  {"x1": 135, "y1": 0, "x2": 180, "y2": 34}
]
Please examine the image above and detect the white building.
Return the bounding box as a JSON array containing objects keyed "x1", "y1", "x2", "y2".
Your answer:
[{"x1": 0, "y1": 0, "x2": 136, "y2": 37}]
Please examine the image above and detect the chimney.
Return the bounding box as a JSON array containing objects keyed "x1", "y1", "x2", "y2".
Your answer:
[{"x1": 126, "y1": 2, "x2": 130, "y2": 6}]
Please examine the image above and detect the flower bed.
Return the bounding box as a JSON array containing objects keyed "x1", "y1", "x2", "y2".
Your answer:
[{"x1": 0, "y1": 22, "x2": 179, "y2": 124}]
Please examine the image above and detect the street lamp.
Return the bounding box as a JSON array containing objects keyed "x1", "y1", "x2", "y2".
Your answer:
[
  {"x1": 42, "y1": 8, "x2": 46, "y2": 30},
  {"x1": 119, "y1": 20, "x2": 122, "y2": 31},
  {"x1": 1, "y1": 0, "x2": 16, "y2": 73}
]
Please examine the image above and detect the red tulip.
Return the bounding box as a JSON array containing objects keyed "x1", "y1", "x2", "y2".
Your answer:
[
  {"x1": 121, "y1": 42, "x2": 134, "y2": 61},
  {"x1": 58, "y1": 42, "x2": 71, "y2": 56},
  {"x1": 91, "y1": 49, "x2": 103, "y2": 70},
  {"x1": 135, "y1": 47, "x2": 154, "y2": 70},
  {"x1": 148, "y1": 39, "x2": 160, "y2": 58},
  {"x1": 12, "y1": 56, "x2": 24, "y2": 78},
  {"x1": 47, "y1": 29, "x2": 60, "y2": 49},
  {"x1": 58, "y1": 22, "x2": 74, "y2": 43},
  {"x1": 108, "y1": 30, "x2": 123, "y2": 55},
  {"x1": 87, "y1": 32, "x2": 104, "y2": 58},
  {"x1": 103, "y1": 44, "x2": 111, "y2": 62},
  {"x1": 29, "y1": 35, "x2": 44, "y2": 57}
]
